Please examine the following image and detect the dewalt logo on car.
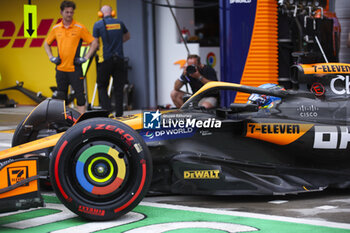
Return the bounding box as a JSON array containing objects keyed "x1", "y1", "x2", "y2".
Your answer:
[
  {"x1": 246, "y1": 123, "x2": 313, "y2": 145},
  {"x1": 184, "y1": 170, "x2": 220, "y2": 179}
]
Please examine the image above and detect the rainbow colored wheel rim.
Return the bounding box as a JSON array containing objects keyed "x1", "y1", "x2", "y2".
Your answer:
[{"x1": 75, "y1": 145, "x2": 126, "y2": 195}]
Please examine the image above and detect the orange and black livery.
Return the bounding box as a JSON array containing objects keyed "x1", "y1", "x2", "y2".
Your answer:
[{"x1": 2, "y1": 62, "x2": 350, "y2": 220}]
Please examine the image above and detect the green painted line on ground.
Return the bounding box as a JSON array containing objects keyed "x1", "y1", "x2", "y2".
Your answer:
[
  {"x1": 101, "y1": 205, "x2": 350, "y2": 233},
  {"x1": 0, "y1": 209, "x2": 60, "y2": 226},
  {"x1": 168, "y1": 229, "x2": 223, "y2": 233},
  {"x1": 43, "y1": 195, "x2": 61, "y2": 204},
  {"x1": 0, "y1": 217, "x2": 86, "y2": 233},
  {"x1": 0, "y1": 195, "x2": 349, "y2": 233}
]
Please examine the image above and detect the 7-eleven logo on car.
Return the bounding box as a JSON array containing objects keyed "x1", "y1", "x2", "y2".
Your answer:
[{"x1": 8, "y1": 166, "x2": 28, "y2": 186}]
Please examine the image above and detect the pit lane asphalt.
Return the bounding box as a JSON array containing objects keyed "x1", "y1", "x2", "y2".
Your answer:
[{"x1": 0, "y1": 106, "x2": 350, "y2": 226}]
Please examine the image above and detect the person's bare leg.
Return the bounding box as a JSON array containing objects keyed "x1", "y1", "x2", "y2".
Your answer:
[
  {"x1": 199, "y1": 101, "x2": 213, "y2": 109},
  {"x1": 170, "y1": 90, "x2": 185, "y2": 108},
  {"x1": 77, "y1": 105, "x2": 86, "y2": 115},
  {"x1": 198, "y1": 97, "x2": 217, "y2": 109}
]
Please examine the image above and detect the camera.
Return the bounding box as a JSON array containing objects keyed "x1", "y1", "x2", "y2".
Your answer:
[{"x1": 186, "y1": 65, "x2": 197, "y2": 75}]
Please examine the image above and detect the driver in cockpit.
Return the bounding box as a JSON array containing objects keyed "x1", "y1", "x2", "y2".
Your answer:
[{"x1": 247, "y1": 83, "x2": 283, "y2": 109}]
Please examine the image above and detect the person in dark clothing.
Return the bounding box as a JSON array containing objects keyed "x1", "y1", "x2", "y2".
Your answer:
[
  {"x1": 171, "y1": 54, "x2": 218, "y2": 108},
  {"x1": 93, "y1": 5, "x2": 130, "y2": 116}
]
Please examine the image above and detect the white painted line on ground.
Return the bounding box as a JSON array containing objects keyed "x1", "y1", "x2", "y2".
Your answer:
[
  {"x1": 330, "y1": 199, "x2": 350, "y2": 204},
  {"x1": 140, "y1": 201, "x2": 350, "y2": 230},
  {"x1": 0, "y1": 128, "x2": 14, "y2": 131},
  {"x1": 125, "y1": 222, "x2": 258, "y2": 233},
  {"x1": 0, "y1": 126, "x2": 16, "y2": 131},
  {"x1": 0, "y1": 208, "x2": 33, "y2": 218},
  {"x1": 316, "y1": 205, "x2": 338, "y2": 210},
  {"x1": 268, "y1": 200, "x2": 289, "y2": 204},
  {"x1": 0, "y1": 142, "x2": 11, "y2": 147},
  {"x1": 0, "y1": 111, "x2": 32, "y2": 115},
  {"x1": 3, "y1": 203, "x2": 76, "y2": 229}
]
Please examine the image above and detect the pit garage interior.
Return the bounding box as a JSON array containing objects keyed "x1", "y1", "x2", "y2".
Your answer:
[{"x1": 0, "y1": 0, "x2": 349, "y2": 109}]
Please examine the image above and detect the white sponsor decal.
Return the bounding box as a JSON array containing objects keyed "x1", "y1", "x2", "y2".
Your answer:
[
  {"x1": 200, "y1": 130, "x2": 213, "y2": 136},
  {"x1": 162, "y1": 118, "x2": 221, "y2": 129},
  {"x1": 230, "y1": 0, "x2": 252, "y2": 3},
  {"x1": 134, "y1": 143, "x2": 143, "y2": 153},
  {"x1": 297, "y1": 105, "x2": 319, "y2": 118},
  {"x1": 314, "y1": 126, "x2": 350, "y2": 149},
  {"x1": 330, "y1": 75, "x2": 350, "y2": 95},
  {"x1": 0, "y1": 159, "x2": 14, "y2": 169},
  {"x1": 155, "y1": 128, "x2": 194, "y2": 137}
]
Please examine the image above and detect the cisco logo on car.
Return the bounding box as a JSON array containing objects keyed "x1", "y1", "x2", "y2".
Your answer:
[
  {"x1": 297, "y1": 105, "x2": 319, "y2": 118},
  {"x1": 230, "y1": 0, "x2": 251, "y2": 3}
]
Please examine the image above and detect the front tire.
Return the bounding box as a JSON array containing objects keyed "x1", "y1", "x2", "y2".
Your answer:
[{"x1": 50, "y1": 118, "x2": 152, "y2": 220}]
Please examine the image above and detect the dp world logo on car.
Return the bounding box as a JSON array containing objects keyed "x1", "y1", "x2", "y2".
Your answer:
[{"x1": 143, "y1": 110, "x2": 161, "y2": 129}]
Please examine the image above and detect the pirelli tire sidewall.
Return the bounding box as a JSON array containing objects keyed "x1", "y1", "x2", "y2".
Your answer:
[{"x1": 49, "y1": 117, "x2": 152, "y2": 221}]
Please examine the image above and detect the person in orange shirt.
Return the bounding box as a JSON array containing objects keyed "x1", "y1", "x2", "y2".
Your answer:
[{"x1": 44, "y1": 0, "x2": 98, "y2": 114}]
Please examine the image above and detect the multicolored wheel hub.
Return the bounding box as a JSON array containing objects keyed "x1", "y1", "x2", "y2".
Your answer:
[{"x1": 75, "y1": 145, "x2": 126, "y2": 195}]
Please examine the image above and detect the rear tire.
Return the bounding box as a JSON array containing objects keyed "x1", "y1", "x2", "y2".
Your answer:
[{"x1": 50, "y1": 118, "x2": 152, "y2": 220}]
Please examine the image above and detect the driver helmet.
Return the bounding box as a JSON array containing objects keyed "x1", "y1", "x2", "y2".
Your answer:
[{"x1": 247, "y1": 83, "x2": 283, "y2": 108}]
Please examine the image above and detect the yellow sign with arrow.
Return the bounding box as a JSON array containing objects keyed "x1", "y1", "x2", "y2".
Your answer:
[{"x1": 23, "y1": 4, "x2": 37, "y2": 38}]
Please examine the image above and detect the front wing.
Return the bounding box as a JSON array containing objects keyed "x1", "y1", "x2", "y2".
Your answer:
[{"x1": 0, "y1": 158, "x2": 43, "y2": 213}]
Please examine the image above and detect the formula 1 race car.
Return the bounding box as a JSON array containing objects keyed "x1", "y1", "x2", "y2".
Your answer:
[{"x1": 1, "y1": 62, "x2": 350, "y2": 221}]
